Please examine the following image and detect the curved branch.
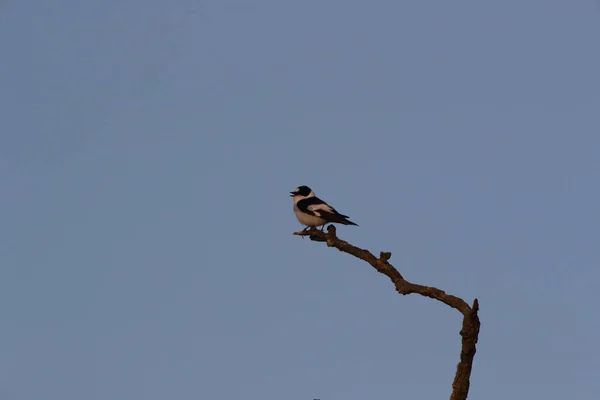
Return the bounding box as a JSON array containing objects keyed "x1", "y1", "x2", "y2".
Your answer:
[{"x1": 294, "y1": 225, "x2": 481, "y2": 400}]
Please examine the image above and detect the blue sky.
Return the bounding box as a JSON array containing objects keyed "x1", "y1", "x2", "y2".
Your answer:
[{"x1": 1, "y1": 1, "x2": 599, "y2": 399}]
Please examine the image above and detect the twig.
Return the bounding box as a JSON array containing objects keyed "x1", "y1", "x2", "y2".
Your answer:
[{"x1": 294, "y1": 225, "x2": 480, "y2": 400}]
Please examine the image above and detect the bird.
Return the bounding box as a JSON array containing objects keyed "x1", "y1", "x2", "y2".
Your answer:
[{"x1": 290, "y1": 185, "x2": 358, "y2": 231}]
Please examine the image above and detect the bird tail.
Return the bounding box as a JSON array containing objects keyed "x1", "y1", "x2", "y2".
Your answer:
[{"x1": 321, "y1": 211, "x2": 359, "y2": 227}]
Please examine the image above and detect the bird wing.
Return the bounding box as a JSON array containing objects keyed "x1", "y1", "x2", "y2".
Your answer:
[
  {"x1": 301, "y1": 197, "x2": 357, "y2": 225},
  {"x1": 298, "y1": 197, "x2": 332, "y2": 216},
  {"x1": 307, "y1": 202, "x2": 335, "y2": 216}
]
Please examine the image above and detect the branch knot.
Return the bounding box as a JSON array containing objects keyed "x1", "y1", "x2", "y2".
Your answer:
[{"x1": 379, "y1": 251, "x2": 392, "y2": 262}]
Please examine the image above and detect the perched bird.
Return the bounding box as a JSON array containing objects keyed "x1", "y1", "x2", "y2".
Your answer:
[{"x1": 290, "y1": 185, "x2": 358, "y2": 231}]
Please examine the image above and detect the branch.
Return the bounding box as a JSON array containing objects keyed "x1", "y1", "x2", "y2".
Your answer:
[{"x1": 294, "y1": 225, "x2": 481, "y2": 400}]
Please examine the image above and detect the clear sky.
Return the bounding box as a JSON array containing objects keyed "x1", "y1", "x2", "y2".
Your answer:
[{"x1": 1, "y1": 1, "x2": 599, "y2": 399}]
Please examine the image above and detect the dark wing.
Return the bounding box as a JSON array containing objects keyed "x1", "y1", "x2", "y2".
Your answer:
[
  {"x1": 298, "y1": 197, "x2": 358, "y2": 226},
  {"x1": 297, "y1": 196, "x2": 327, "y2": 215}
]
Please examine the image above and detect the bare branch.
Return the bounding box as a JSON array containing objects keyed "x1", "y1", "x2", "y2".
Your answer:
[{"x1": 294, "y1": 225, "x2": 481, "y2": 400}]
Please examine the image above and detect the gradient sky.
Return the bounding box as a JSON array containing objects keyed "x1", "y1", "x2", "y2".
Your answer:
[{"x1": 1, "y1": 1, "x2": 599, "y2": 399}]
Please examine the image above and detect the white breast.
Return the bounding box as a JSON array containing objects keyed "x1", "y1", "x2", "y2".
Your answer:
[{"x1": 294, "y1": 204, "x2": 327, "y2": 227}]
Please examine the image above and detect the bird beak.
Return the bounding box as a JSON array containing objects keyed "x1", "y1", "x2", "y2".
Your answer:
[{"x1": 289, "y1": 192, "x2": 295, "y2": 197}]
